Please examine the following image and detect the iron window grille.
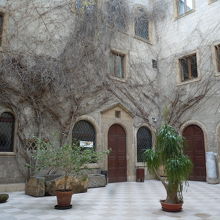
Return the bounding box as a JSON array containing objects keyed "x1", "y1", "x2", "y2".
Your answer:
[
  {"x1": 0, "y1": 13, "x2": 4, "y2": 47},
  {"x1": 137, "y1": 127, "x2": 152, "y2": 162},
  {"x1": 135, "y1": 9, "x2": 149, "y2": 41},
  {"x1": 215, "y1": 44, "x2": 220, "y2": 72},
  {"x1": 152, "y1": 59, "x2": 157, "y2": 69},
  {"x1": 106, "y1": 0, "x2": 128, "y2": 31},
  {"x1": 72, "y1": 120, "x2": 96, "y2": 150},
  {"x1": 0, "y1": 112, "x2": 15, "y2": 152}
]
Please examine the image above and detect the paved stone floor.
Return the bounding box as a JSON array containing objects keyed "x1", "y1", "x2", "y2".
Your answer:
[{"x1": 0, "y1": 180, "x2": 220, "y2": 220}]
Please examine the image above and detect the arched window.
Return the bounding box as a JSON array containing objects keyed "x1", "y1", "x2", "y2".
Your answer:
[
  {"x1": 135, "y1": 9, "x2": 149, "y2": 40},
  {"x1": 0, "y1": 112, "x2": 15, "y2": 152},
  {"x1": 72, "y1": 120, "x2": 96, "y2": 150},
  {"x1": 137, "y1": 126, "x2": 152, "y2": 162}
]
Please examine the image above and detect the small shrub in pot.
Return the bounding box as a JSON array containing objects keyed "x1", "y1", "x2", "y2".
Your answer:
[{"x1": 31, "y1": 137, "x2": 108, "y2": 209}]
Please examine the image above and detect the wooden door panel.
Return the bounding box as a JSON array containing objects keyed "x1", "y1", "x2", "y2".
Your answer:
[
  {"x1": 108, "y1": 124, "x2": 127, "y2": 183},
  {"x1": 183, "y1": 125, "x2": 206, "y2": 181},
  {"x1": 118, "y1": 161, "x2": 126, "y2": 168}
]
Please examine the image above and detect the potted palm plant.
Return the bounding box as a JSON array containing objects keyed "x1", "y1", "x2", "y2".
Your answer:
[
  {"x1": 32, "y1": 138, "x2": 108, "y2": 209},
  {"x1": 144, "y1": 124, "x2": 192, "y2": 212}
]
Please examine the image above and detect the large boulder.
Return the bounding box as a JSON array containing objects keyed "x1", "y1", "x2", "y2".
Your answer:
[
  {"x1": 88, "y1": 174, "x2": 106, "y2": 188},
  {"x1": 25, "y1": 176, "x2": 45, "y2": 197},
  {"x1": 25, "y1": 174, "x2": 101, "y2": 197},
  {"x1": 45, "y1": 176, "x2": 88, "y2": 196}
]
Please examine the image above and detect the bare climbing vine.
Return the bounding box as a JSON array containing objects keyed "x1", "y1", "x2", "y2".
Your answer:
[{"x1": 0, "y1": 0, "x2": 218, "y2": 179}]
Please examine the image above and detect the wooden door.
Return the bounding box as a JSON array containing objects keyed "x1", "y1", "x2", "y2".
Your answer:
[
  {"x1": 183, "y1": 125, "x2": 206, "y2": 181},
  {"x1": 108, "y1": 124, "x2": 127, "y2": 183}
]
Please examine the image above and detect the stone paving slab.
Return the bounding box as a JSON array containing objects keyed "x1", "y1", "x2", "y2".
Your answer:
[{"x1": 0, "y1": 180, "x2": 220, "y2": 220}]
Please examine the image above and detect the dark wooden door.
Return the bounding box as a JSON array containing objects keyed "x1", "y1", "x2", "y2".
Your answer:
[
  {"x1": 108, "y1": 124, "x2": 127, "y2": 183},
  {"x1": 183, "y1": 125, "x2": 206, "y2": 181}
]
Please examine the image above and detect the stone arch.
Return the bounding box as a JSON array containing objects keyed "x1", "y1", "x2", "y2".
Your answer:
[
  {"x1": 180, "y1": 120, "x2": 208, "y2": 152},
  {"x1": 107, "y1": 121, "x2": 128, "y2": 136},
  {"x1": 73, "y1": 115, "x2": 99, "y2": 135},
  {"x1": 132, "y1": 5, "x2": 148, "y2": 21}
]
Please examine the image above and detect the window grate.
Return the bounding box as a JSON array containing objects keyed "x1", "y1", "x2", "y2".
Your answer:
[
  {"x1": 0, "y1": 112, "x2": 15, "y2": 152},
  {"x1": 72, "y1": 120, "x2": 96, "y2": 149},
  {"x1": 135, "y1": 10, "x2": 149, "y2": 40},
  {"x1": 152, "y1": 59, "x2": 157, "y2": 69},
  {"x1": 106, "y1": 0, "x2": 127, "y2": 31},
  {"x1": 0, "y1": 13, "x2": 4, "y2": 46},
  {"x1": 137, "y1": 127, "x2": 152, "y2": 162},
  {"x1": 215, "y1": 44, "x2": 220, "y2": 72}
]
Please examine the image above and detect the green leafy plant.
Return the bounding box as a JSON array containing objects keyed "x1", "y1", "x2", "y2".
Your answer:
[
  {"x1": 145, "y1": 124, "x2": 192, "y2": 204},
  {"x1": 31, "y1": 137, "x2": 108, "y2": 191}
]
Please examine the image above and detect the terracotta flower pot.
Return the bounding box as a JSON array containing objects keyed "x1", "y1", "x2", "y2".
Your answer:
[
  {"x1": 160, "y1": 200, "x2": 183, "y2": 212},
  {"x1": 56, "y1": 190, "x2": 73, "y2": 207}
]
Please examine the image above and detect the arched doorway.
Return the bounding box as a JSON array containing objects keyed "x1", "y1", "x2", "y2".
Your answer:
[
  {"x1": 183, "y1": 125, "x2": 206, "y2": 181},
  {"x1": 108, "y1": 124, "x2": 127, "y2": 183}
]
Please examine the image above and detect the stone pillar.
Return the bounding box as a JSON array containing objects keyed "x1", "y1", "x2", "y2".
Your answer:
[{"x1": 206, "y1": 152, "x2": 219, "y2": 184}]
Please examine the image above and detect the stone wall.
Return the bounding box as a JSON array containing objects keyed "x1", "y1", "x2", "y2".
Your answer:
[
  {"x1": 154, "y1": 0, "x2": 220, "y2": 151},
  {"x1": 0, "y1": 0, "x2": 158, "y2": 184},
  {"x1": 0, "y1": 0, "x2": 220, "y2": 185}
]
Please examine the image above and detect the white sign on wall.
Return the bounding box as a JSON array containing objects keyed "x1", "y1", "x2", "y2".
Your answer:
[{"x1": 80, "y1": 141, "x2": 94, "y2": 148}]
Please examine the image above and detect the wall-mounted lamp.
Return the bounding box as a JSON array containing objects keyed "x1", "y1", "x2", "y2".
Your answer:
[{"x1": 152, "y1": 117, "x2": 157, "y2": 123}]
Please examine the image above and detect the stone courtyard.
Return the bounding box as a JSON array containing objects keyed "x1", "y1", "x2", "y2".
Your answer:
[{"x1": 0, "y1": 180, "x2": 220, "y2": 220}]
